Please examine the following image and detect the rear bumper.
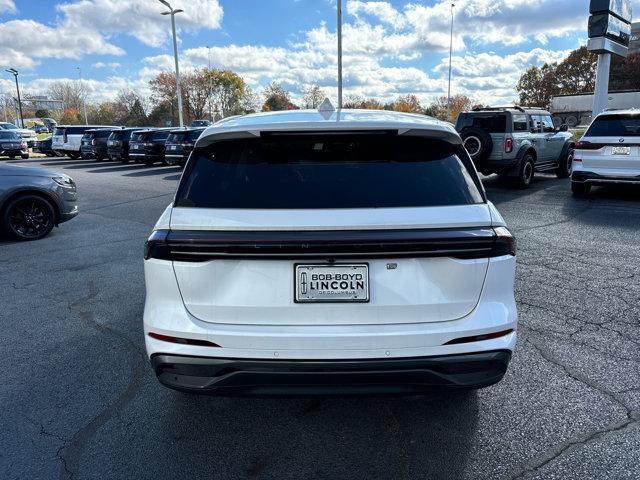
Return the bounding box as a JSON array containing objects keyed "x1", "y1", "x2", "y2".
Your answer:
[
  {"x1": 0, "y1": 148, "x2": 27, "y2": 156},
  {"x1": 151, "y1": 350, "x2": 512, "y2": 396},
  {"x1": 572, "y1": 170, "x2": 640, "y2": 185}
]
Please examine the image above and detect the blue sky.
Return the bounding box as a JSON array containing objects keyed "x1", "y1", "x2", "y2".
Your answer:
[{"x1": 1, "y1": 0, "x2": 638, "y2": 106}]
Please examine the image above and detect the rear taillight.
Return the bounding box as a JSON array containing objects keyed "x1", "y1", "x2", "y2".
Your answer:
[
  {"x1": 144, "y1": 230, "x2": 170, "y2": 260},
  {"x1": 575, "y1": 141, "x2": 604, "y2": 150},
  {"x1": 91, "y1": 139, "x2": 96, "y2": 146},
  {"x1": 492, "y1": 227, "x2": 516, "y2": 256},
  {"x1": 21, "y1": 141, "x2": 27, "y2": 148},
  {"x1": 505, "y1": 138, "x2": 513, "y2": 154}
]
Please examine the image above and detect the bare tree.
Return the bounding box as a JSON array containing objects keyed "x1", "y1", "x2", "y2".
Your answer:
[
  {"x1": 47, "y1": 80, "x2": 86, "y2": 111},
  {"x1": 302, "y1": 84, "x2": 325, "y2": 109}
]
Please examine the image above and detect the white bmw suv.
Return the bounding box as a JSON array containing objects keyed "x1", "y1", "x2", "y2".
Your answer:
[
  {"x1": 572, "y1": 110, "x2": 640, "y2": 196},
  {"x1": 144, "y1": 108, "x2": 518, "y2": 396}
]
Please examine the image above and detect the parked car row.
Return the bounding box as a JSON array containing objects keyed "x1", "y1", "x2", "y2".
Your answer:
[{"x1": 48, "y1": 125, "x2": 206, "y2": 167}]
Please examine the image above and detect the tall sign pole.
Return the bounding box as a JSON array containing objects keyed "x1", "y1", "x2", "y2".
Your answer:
[
  {"x1": 588, "y1": 0, "x2": 633, "y2": 117},
  {"x1": 337, "y1": 0, "x2": 343, "y2": 109},
  {"x1": 447, "y1": 3, "x2": 455, "y2": 111}
]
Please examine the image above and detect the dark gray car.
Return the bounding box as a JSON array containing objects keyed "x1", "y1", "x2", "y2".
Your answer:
[{"x1": 0, "y1": 164, "x2": 78, "y2": 240}]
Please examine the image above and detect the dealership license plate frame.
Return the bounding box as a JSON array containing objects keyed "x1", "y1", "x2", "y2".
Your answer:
[
  {"x1": 612, "y1": 146, "x2": 631, "y2": 155},
  {"x1": 294, "y1": 263, "x2": 370, "y2": 304}
]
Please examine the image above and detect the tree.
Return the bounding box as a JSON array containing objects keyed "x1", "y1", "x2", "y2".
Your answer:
[
  {"x1": 47, "y1": 80, "x2": 86, "y2": 111},
  {"x1": 59, "y1": 108, "x2": 82, "y2": 125},
  {"x1": 426, "y1": 95, "x2": 472, "y2": 122},
  {"x1": 302, "y1": 84, "x2": 325, "y2": 109},
  {"x1": 516, "y1": 63, "x2": 559, "y2": 107},
  {"x1": 343, "y1": 95, "x2": 384, "y2": 110},
  {"x1": 208, "y1": 69, "x2": 251, "y2": 117},
  {"x1": 88, "y1": 102, "x2": 118, "y2": 125},
  {"x1": 113, "y1": 89, "x2": 148, "y2": 126},
  {"x1": 555, "y1": 46, "x2": 596, "y2": 94},
  {"x1": 611, "y1": 52, "x2": 640, "y2": 90},
  {"x1": 387, "y1": 94, "x2": 422, "y2": 113},
  {"x1": 262, "y1": 82, "x2": 298, "y2": 111}
]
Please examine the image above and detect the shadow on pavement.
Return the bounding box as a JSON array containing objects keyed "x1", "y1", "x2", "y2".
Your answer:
[
  {"x1": 156, "y1": 390, "x2": 479, "y2": 478},
  {"x1": 124, "y1": 166, "x2": 181, "y2": 177}
]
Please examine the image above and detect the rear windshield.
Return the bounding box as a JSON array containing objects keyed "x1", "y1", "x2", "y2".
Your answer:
[
  {"x1": 82, "y1": 132, "x2": 94, "y2": 140},
  {"x1": 95, "y1": 130, "x2": 113, "y2": 138},
  {"x1": 458, "y1": 114, "x2": 507, "y2": 133},
  {"x1": 153, "y1": 131, "x2": 170, "y2": 141},
  {"x1": 0, "y1": 131, "x2": 20, "y2": 139},
  {"x1": 167, "y1": 132, "x2": 188, "y2": 143},
  {"x1": 131, "y1": 132, "x2": 152, "y2": 142},
  {"x1": 175, "y1": 134, "x2": 484, "y2": 209},
  {"x1": 53, "y1": 127, "x2": 66, "y2": 136},
  {"x1": 66, "y1": 126, "x2": 88, "y2": 135},
  {"x1": 586, "y1": 114, "x2": 640, "y2": 137},
  {"x1": 189, "y1": 130, "x2": 203, "y2": 142}
]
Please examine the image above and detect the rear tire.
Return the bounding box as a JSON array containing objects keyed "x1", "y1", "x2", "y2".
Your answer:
[
  {"x1": 67, "y1": 152, "x2": 80, "y2": 159},
  {"x1": 556, "y1": 148, "x2": 573, "y2": 179},
  {"x1": 514, "y1": 154, "x2": 535, "y2": 189},
  {"x1": 21, "y1": 153, "x2": 29, "y2": 159},
  {"x1": 571, "y1": 181, "x2": 591, "y2": 196}
]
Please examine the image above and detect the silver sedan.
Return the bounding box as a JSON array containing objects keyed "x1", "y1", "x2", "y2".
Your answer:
[{"x1": 0, "y1": 164, "x2": 78, "y2": 240}]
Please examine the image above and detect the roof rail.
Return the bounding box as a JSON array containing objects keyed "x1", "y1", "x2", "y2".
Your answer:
[{"x1": 471, "y1": 106, "x2": 525, "y2": 112}]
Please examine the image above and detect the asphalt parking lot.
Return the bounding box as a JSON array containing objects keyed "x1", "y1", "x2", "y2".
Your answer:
[{"x1": 1, "y1": 156, "x2": 639, "y2": 480}]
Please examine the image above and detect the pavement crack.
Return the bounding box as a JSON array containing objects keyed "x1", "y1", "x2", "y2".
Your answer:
[
  {"x1": 508, "y1": 337, "x2": 638, "y2": 480},
  {"x1": 58, "y1": 281, "x2": 146, "y2": 480}
]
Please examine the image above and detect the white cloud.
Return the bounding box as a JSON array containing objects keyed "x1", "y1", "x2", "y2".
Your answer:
[
  {"x1": 92, "y1": 62, "x2": 121, "y2": 69},
  {"x1": 0, "y1": 0, "x2": 16, "y2": 14},
  {"x1": 59, "y1": 0, "x2": 223, "y2": 48}
]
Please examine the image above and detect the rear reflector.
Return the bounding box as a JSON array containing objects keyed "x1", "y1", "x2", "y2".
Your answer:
[
  {"x1": 148, "y1": 332, "x2": 220, "y2": 347},
  {"x1": 444, "y1": 329, "x2": 514, "y2": 345}
]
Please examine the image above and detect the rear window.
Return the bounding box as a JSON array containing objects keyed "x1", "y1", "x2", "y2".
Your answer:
[
  {"x1": 66, "y1": 126, "x2": 88, "y2": 135},
  {"x1": 188, "y1": 130, "x2": 203, "y2": 142},
  {"x1": 95, "y1": 130, "x2": 113, "y2": 138},
  {"x1": 131, "y1": 132, "x2": 152, "y2": 142},
  {"x1": 512, "y1": 114, "x2": 528, "y2": 132},
  {"x1": 176, "y1": 133, "x2": 484, "y2": 209},
  {"x1": 167, "y1": 132, "x2": 188, "y2": 143},
  {"x1": 0, "y1": 131, "x2": 19, "y2": 139},
  {"x1": 53, "y1": 127, "x2": 66, "y2": 136},
  {"x1": 153, "y1": 131, "x2": 170, "y2": 141},
  {"x1": 586, "y1": 114, "x2": 640, "y2": 137},
  {"x1": 460, "y1": 114, "x2": 507, "y2": 133},
  {"x1": 82, "y1": 132, "x2": 94, "y2": 140}
]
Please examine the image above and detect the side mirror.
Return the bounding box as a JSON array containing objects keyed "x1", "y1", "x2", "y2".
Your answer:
[{"x1": 559, "y1": 124, "x2": 569, "y2": 132}]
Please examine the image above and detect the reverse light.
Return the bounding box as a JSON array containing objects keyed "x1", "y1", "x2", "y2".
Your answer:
[
  {"x1": 575, "y1": 141, "x2": 604, "y2": 150},
  {"x1": 505, "y1": 138, "x2": 513, "y2": 153}
]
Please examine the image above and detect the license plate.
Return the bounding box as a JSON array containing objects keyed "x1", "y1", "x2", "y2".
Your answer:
[
  {"x1": 612, "y1": 146, "x2": 631, "y2": 155},
  {"x1": 132, "y1": 144, "x2": 139, "y2": 149},
  {"x1": 295, "y1": 264, "x2": 369, "y2": 303},
  {"x1": 168, "y1": 145, "x2": 177, "y2": 150}
]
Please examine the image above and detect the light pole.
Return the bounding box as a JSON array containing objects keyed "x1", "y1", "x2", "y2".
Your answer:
[
  {"x1": 337, "y1": 0, "x2": 343, "y2": 109},
  {"x1": 208, "y1": 45, "x2": 213, "y2": 121},
  {"x1": 447, "y1": 3, "x2": 455, "y2": 112},
  {"x1": 159, "y1": 0, "x2": 184, "y2": 127},
  {"x1": 5, "y1": 69, "x2": 23, "y2": 127},
  {"x1": 77, "y1": 67, "x2": 89, "y2": 124}
]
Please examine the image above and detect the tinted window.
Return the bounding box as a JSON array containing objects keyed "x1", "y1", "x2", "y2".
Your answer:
[
  {"x1": 153, "y1": 131, "x2": 170, "y2": 141},
  {"x1": 167, "y1": 132, "x2": 188, "y2": 143},
  {"x1": 131, "y1": 132, "x2": 152, "y2": 142},
  {"x1": 512, "y1": 114, "x2": 528, "y2": 132},
  {"x1": 470, "y1": 114, "x2": 507, "y2": 133},
  {"x1": 541, "y1": 116, "x2": 555, "y2": 133},
  {"x1": 586, "y1": 114, "x2": 640, "y2": 137},
  {"x1": 53, "y1": 127, "x2": 66, "y2": 136},
  {"x1": 188, "y1": 130, "x2": 203, "y2": 142},
  {"x1": 176, "y1": 134, "x2": 484, "y2": 209},
  {"x1": 66, "y1": 126, "x2": 88, "y2": 135},
  {"x1": 1, "y1": 123, "x2": 18, "y2": 130},
  {"x1": 96, "y1": 130, "x2": 113, "y2": 138},
  {"x1": 0, "y1": 131, "x2": 19, "y2": 139},
  {"x1": 531, "y1": 115, "x2": 543, "y2": 133}
]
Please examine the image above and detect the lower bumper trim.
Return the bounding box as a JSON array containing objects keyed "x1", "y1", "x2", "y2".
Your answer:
[
  {"x1": 151, "y1": 350, "x2": 512, "y2": 396},
  {"x1": 573, "y1": 171, "x2": 640, "y2": 185}
]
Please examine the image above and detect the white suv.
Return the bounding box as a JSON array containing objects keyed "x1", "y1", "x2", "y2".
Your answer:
[
  {"x1": 144, "y1": 109, "x2": 518, "y2": 396},
  {"x1": 572, "y1": 110, "x2": 640, "y2": 196}
]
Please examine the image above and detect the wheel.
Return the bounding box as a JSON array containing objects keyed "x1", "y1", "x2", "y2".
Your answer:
[
  {"x1": 21, "y1": 153, "x2": 29, "y2": 159},
  {"x1": 514, "y1": 154, "x2": 535, "y2": 189},
  {"x1": 556, "y1": 148, "x2": 573, "y2": 179},
  {"x1": 142, "y1": 158, "x2": 155, "y2": 166},
  {"x1": 2, "y1": 194, "x2": 56, "y2": 241},
  {"x1": 67, "y1": 152, "x2": 80, "y2": 159},
  {"x1": 565, "y1": 115, "x2": 579, "y2": 128},
  {"x1": 8, "y1": 155, "x2": 15, "y2": 159},
  {"x1": 461, "y1": 128, "x2": 493, "y2": 163},
  {"x1": 552, "y1": 116, "x2": 564, "y2": 127},
  {"x1": 571, "y1": 181, "x2": 591, "y2": 197},
  {"x1": 96, "y1": 155, "x2": 104, "y2": 162},
  {"x1": 120, "y1": 156, "x2": 129, "y2": 164}
]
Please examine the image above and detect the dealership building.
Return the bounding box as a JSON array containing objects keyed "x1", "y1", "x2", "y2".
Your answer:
[{"x1": 631, "y1": 22, "x2": 640, "y2": 54}]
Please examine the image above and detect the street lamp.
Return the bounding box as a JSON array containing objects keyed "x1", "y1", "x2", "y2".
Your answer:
[
  {"x1": 77, "y1": 66, "x2": 89, "y2": 124},
  {"x1": 447, "y1": 3, "x2": 455, "y2": 112},
  {"x1": 208, "y1": 45, "x2": 213, "y2": 121},
  {"x1": 159, "y1": 0, "x2": 185, "y2": 127},
  {"x1": 5, "y1": 68, "x2": 23, "y2": 127}
]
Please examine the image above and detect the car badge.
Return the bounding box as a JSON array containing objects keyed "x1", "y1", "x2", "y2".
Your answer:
[{"x1": 619, "y1": 138, "x2": 625, "y2": 143}]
